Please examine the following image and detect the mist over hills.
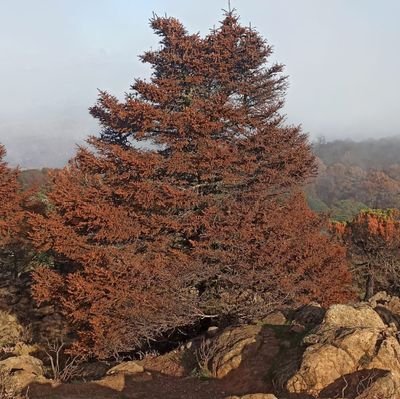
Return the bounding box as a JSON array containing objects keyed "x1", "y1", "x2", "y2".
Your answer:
[
  {"x1": 0, "y1": 111, "x2": 94, "y2": 168},
  {"x1": 3, "y1": 133, "x2": 400, "y2": 170},
  {"x1": 2, "y1": 134, "x2": 84, "y2": 169},
  {"x1": 2, "y1": 133, "x2": 400, "y2": 170}
]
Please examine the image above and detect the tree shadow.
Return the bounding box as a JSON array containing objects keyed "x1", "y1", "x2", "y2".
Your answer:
[
  {"x1": 27, "y1": 372, "x2": 228, "y2": 399},
  {"x1": 25, "y1": 323, "x2": 320, "y2": 399},
  {"x1": 318, "y1": 368, "x2": 388, "y2": 399},
  {"x1": 374, "y1": 305, "x2": 400, "y2": 329}
]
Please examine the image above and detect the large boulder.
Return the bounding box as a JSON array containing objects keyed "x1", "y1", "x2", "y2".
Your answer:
[
  {"x1": 0, "y1": 355, "x2": 45, "y2": 390},
  {"x1": 287, "y1": 328, "x2": 378, "y2": 394},
  {"x1": 322, "y1": 303, "x2": 385, "y2": 329},
  {"x1": 286, "y1": 303, "x2": 400, "y2": 396},
  {"x1": 205, "y1": 325, "x2": 262, "y2": 379}
]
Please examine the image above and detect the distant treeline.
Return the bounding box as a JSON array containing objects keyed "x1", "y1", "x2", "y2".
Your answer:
[{"x1": 308, "y1": 136, "x2": 400, "y2": 220}]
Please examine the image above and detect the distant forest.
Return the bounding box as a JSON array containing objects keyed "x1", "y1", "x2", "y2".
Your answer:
[
  {"x1": 19, "y1": 136, "x2": 400, "y2": 224},
  {"x1": 307, "y1": 136, "x2": 400, "y2": 220}
]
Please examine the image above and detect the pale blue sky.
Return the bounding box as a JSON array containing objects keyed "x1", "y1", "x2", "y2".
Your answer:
[{"x1": 1, "y1": 0, "x2": 400, "y2": 166}]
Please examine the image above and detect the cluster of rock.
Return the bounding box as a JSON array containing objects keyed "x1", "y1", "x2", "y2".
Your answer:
[
  {"x1": 0, "y1": 276, "x2": 69, "y2": 343},
  {"x1": 186, "y1": 292, "x2": 400, "y2": 398},
  {"x1": 285, "y1": 292, "x2": 400, "y2": 398},
  {"x1": 1, "y1": 289, "x2": 400, "y2": 398}
]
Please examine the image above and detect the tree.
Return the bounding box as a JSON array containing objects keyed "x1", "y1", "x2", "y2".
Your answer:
[
  {"x1": 332, "y1": 209, "x2": 400, "y2": 299},
  {"x1": 0, "y1": 145, "x2": 25, "y2": 275},
  {"x1": 360, "y1": 170, "x2": 400, "y2": 209},
  {"x1": 31, "y1": 11, "x2": 352, "y2": 358}
]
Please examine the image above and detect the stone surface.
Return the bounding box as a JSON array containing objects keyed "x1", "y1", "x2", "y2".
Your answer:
[
  {"x1": 262, "y1": 311, "x2": 287, "y2": 326},
  {"x1": 106, "y1": 361, "x2": 144, "y2": 375},
  {"x1": 79, "y1": 361, "x2": 110, "y2": 380},
  {"x1": 0, "y1": 355, "x2": 44, "y2": 390},
  {"x1": 369, "y1": 291, "x2": 400, "y2": 329},
  {"x1": 292, "y1": 302, "x2": 325, "y2": 328},
  {"x1": 323, "y1": 303, "x2": 385, "y2": 329},
  {"x1": 209, "y1": 325, "x2": 262, "y2": 379},
  {"x1": 287, "y1": 328, "x2": 376, "y2": 393},
  {"x1": 206, "y1": 326, "x2": 219, "y2": 337},
  {"x1": 287, "y1": 303, "x2": 400, "y2": 395},
  {"x1": 355, "y1": 372, "x2": 400, "y2": 399}
]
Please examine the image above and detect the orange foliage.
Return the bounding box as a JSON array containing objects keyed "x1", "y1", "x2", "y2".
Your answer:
[
  {"x1": 0, "y1": 145, "x2": 23, "y2": 246},
  {"x1": 31, "y1": 12, "x2": 352, "y2": 358},
  {"x1": 339, "y1": 209, "x2": 400, "y2": 298}
]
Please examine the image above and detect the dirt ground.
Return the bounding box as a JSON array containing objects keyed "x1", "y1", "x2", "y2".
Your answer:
[{"x1": 27, "y1": 327, "x2": 284, "y2": 399}]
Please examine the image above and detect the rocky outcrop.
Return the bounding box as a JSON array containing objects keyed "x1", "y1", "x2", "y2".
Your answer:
[
  {"x1": 207, "y1": 325, "x2": 262, "y2": 378},
  {"x1": 106, "y1": 361, "x2": 144, "y2": 375},
  {"x1": 262, "y1": 311, "x2": 287, "y2": 326},
  {"x1": 0, "y1": 355, "x2": 46, "y2": 390},
  {"x1": 322, "y1": 303, "x2": 385, "y2": 329},
  {"x1": 286, "y1": 302, "x2": 400, "y2": 396},
  {"x1": 355, "y1": 371, "x2": 400, "y2": 399},
  {"x1": 369, "y1": 291, "x2": 400, "y2": 329},
  {"x1": 292, "y1": 302, "x2": 325, "y2": 328}
]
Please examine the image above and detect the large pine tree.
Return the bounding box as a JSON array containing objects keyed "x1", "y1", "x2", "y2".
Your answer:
[{"x1": 31, "y1": 12, "x2": 352, "y2": 358}]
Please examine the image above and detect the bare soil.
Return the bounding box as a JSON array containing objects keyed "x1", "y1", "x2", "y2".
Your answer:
[{"x1": 27, "y1": 327, "x2": 283, "y2": 399}]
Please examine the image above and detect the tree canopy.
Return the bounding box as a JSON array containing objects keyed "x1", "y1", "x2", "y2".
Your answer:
[{"x1": 31, "y1": 11, "x2": 352, "y2": 358}]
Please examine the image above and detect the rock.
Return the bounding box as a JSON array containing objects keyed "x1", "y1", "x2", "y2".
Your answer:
[
  {"x1": 355, "y1": 372, "x2": 400, "y2": 399},
  {"x1": 323, "y1": 304, "x2": 385, "y2": 329},
  {"x1": 287, "y1": 328, "x2": 378, "y2": 394},
  {"x1": 208, "y1": 325, "x2": 262, "y2": 379},
  {"x1": 0, "y1": 311, "x2": 24, "y2": 346},
  {"x1": 96, "y1": 371, "x2": 152, "y2": 392},
  {"x1": 225, "y1": 395, "x2": 277, "y2": 399},
  {"x1": 79, "y1": 361, "x2": 109, "y2": 380},
  {"x1": 106, "y1": 361, "x2": 144, "y2": 375},
  {"x1": 185, "y1": 340, "x2": 193, "y2": 349},
  {"x1": 289, "y1": 324, "x2": 305, "y2": 334},
  {"x1": 368, "y1": 291, "x2": 391, "y2": 308},
  {"x1": 0, "y1": 355, "x2": 44, "y2": 390},
  {"x1": 262, "y1": 311, "x2": 287, "y2": 326},
  {"x1": 367, "y1": 334, "x2": 400, "y2": 373},
  {"x1": 368, "y1": 291, "x2": 400, "y2": 328},
  {"x1": 95, "y1": 373, "x2": 126, "y2": 391},
  {"x1": 292, "y1": 302, "x2": 325, "y2": 328},
  {"x1": 0, "y1": 355, "x2": 44, "y2": 376},
  {"x1": 286, "y1": 303, "x2": 400, "y2": 395},
  {"x1": 206, "y1": 326, "x2": 219, "y2": 337}
]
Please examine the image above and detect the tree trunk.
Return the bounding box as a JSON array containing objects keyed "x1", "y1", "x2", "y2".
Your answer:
[{"x1": 364, "y1": 274, "x2": 375, "y2": 301}]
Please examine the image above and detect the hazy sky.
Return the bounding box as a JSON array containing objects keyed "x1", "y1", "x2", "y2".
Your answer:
[{"x1": 1, "y1": 0, "x2": 400, "y2": 166}]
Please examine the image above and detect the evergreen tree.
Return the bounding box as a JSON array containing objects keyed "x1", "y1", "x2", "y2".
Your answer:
[{"x1": 31, "y1": 12, "x2": 352, "y2": 358}]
